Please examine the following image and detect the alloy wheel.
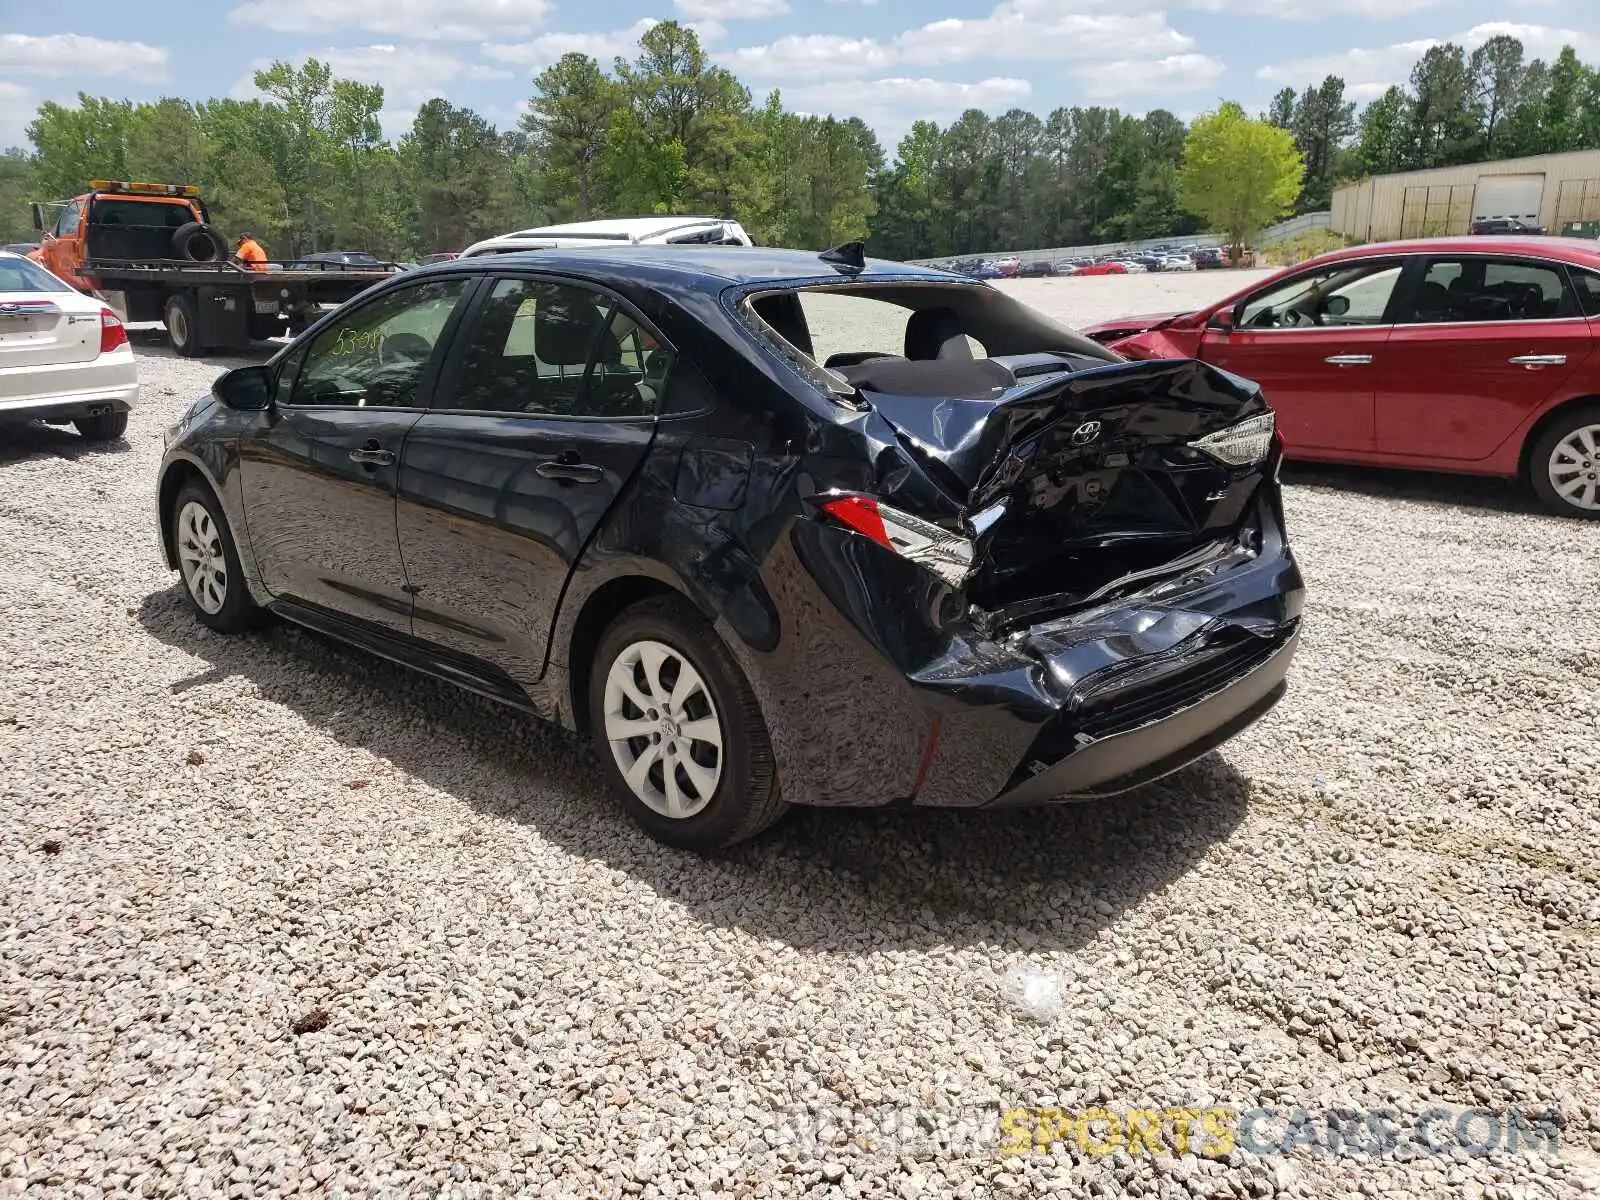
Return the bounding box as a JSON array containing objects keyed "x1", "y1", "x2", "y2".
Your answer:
[
  {"x1": 602, "y1": 639, "x2": 724, "y2": 819},
  {"x1": 1548, "y1": 424, "x2": 1600, "y2": 512},
  {"x1": 176, "y1": 500, "x2": 228, "y2": 614}
]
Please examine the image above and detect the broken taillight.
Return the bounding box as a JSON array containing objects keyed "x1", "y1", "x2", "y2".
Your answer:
[
  {"x1": 1189, "y1": 411, "x2": 1275, "y2": 467},
  {"x1": 99, "y1": 309, "x2": 128, "y2": 354},
  {"x1": 811, "y1": 493, "x2": 974, "y2": 588}
]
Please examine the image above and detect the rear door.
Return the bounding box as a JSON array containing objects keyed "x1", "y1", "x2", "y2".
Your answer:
[
  {"x1": 1196, "y1": 257, "x2": 1406, "y2": 455},
  {"x1": 395, "y1": 275, "x2": 664, "y2": 686},
  {"x1": 1374, "y1": 254, "x2": 1593, "y2": 461},
  {"x1": 238, "y1": 275, "x2": 475, "y2": 634}
]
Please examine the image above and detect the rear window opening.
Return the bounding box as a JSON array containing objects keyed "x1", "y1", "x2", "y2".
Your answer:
[{"x1": 737, "y1": 281, "x2": 1119, "y2": 401}]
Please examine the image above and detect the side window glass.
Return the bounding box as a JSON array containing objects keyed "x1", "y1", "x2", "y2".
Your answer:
[
  {"x1": 1572, "y1": 269, "x2": 1600, "y2": 318},
  {"x1": 274, "y1": 345, "x2": 307, "y2": 407},
  {"x1": 440, "y1": 278, "x2": 611, "y2": 416},
  {"x1": 57, "y1": 202, "x2": 82, "y2": 237},
  {"x1": 291, "y1": 278, "x2": 468, "y2": 408},
  {"x1": 1406, "y1": 258, "x2": 1569, "y2": 323},
  {"x1": 586, "y1": 307, "x2": 673, "y2": 417},
  {"x1": 1238, "y1": 263, "x2": 1402, "y2": 329}
]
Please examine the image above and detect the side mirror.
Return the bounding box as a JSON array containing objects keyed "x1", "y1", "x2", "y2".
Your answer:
[
  {"x1": 1211, "y1": 305, "x2": 1237, "y2": 331},
  {"x1": 29, "y1": 203, "x2": 44, "y2": 232},
  {"x1": 1324, "y1": 295, "x2": 1351, "y2": 318},
  {"x1": 213, "y1": 364, "x2": 273, "y2": 411}
]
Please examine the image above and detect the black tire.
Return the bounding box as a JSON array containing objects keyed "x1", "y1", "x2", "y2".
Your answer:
[
  {"x1": 171, "y1": 222, "x2": 226, "y2": 263},
  {"x1": 588, "y1": 596, "x2": 786, "y2": 852},
  {"x1": 169, "y1": 480, "x2": 264, "y2": 634},
  {"x1": 164, "y1": 293, "x2": 201, "y2": 357},
  {"x1": 1528, "y1": 405, "x2": 1600, "y2": 519},
  {"x1": 73, "y1": 410, "x2": 128, "y2": 441}
]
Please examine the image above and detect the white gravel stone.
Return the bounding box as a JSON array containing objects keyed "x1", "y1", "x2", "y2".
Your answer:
[{"x1": 3, "y1": 293, "x2": 1599, "y2": 1198}]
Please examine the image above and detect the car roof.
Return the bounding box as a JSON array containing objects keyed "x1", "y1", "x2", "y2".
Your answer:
[
  {"x1": 415, "y1": 244, "x2": 968, "y2": 289},
  {"x1": 1306, "y1": 235, "x2": 1600, "y2": 268},
  {"x1": 502, "y1": 216, "x2": 731, "y2": 240}
]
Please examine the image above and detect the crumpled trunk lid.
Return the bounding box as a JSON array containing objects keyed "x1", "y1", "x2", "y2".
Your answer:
[{"x1": 863, "y1": 358, "x2": 1273, "y2": 611}]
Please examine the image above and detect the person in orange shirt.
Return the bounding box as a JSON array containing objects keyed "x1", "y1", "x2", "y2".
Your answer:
[{"x1": 234, "y1": 232, "x2": 268, "y2": 271}]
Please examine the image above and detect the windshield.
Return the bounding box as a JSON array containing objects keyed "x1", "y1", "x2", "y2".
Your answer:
[{"x1": 0, "y1": 256, "x2": 72, "y2": 294}]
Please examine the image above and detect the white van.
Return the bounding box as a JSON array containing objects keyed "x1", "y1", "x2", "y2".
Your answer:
[{"x1": 460, "y1": 216, "x2": 753, "y2": 258}]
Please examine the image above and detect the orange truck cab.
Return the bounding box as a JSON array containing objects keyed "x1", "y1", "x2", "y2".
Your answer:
[{"x1": 30, "y1": 181, "x2": 220, "y2": 291}]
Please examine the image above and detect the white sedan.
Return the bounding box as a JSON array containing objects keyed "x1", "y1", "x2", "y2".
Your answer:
[{"x1": 0, "y1": 251, "x2": 138, "y2": 442}]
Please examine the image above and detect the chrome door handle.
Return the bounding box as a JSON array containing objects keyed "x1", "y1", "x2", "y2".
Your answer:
[
  {"x1": 1324, "y1": 355, "x2": 1372, "y2": 366},
  {"x1": 348, "y1": 446, "x2": 394, "y2": 466},
  {"x1": 1508, "y1": 354, "x2": 1567, "y2": 367}
]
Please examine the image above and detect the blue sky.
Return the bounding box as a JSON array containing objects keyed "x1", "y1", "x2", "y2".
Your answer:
[{"x1": 1, "y1": 0, "x2": 1595, "y2": 155}]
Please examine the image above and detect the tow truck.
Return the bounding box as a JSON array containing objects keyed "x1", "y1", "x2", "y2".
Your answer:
[{"x1": 28, "y1": 181, "x2": 397, "y2": 356}]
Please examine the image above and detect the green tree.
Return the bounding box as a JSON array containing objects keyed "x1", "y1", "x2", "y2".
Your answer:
[
  {"x1": 253, "y1": 58, "x2": 334, "y2": 251},
  {"x1": 330, "y1": 79, "x2": 385, "y2": 250},
  {"x1": 0, "y1": 150, "x2": 36, "y2": 242},
  {"x1": 524, "y1": 53, "x2": 622, "y2": 218},
  {"x1": 1179, "y1": 101, "x2": 1304, "y2": 260}
]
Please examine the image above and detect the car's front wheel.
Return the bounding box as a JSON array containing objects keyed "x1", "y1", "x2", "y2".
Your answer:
[
  {"x1": 171, "y1": 481, "x2": 263, "y2": 632},
  {"x1": 589, "y1": 597, "x2": 786, "y2": 851},
  {"x1": 1530, "y1": 407, "x2": 1600, "y2": 519}
]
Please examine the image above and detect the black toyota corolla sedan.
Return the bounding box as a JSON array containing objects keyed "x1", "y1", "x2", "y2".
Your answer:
[{"x1": 155, "y1": 244, "x2": 1304, "y2": 850}]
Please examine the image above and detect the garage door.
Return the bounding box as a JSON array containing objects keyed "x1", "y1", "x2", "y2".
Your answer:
[{"x1": 1474, "y1": 174, "x2": 1545, "y2": 224}]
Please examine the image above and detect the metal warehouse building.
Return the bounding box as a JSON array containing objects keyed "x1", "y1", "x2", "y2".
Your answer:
[{"x1": 1332, "y1": 149, "x2": 1600, "y2": 242}]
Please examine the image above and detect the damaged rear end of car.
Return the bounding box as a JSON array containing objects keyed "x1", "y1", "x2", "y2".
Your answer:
[{"x1": 735, "y1": 270, "x2": 1304, "y2": 809}]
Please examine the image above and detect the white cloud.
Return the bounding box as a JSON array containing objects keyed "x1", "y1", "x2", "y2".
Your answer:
[
  {"x1": 0, "y1": 33, "x2": 168, "y2": 79},
  {"x1": 787, "y1": 75, "x2": 1032, "y2": 147},
  {"x1": 894, "y1": 5, "x2": 1192, "y2": 68},
  {"x1": 482, "y1": 19, "x2": 663, "y2": 68},
  {"x1": 725, "y1": 2, "x2": 1193, "y2": 80},
  {"x1": 674, "y1": 0, "x2": 787, "y2": 19},
  {"x1": 0, "y1": 81, "x2": 37, "y2": 151},
  {"x1": 1256, "y1": 21, "x2": 1600, "y2": 101},
  {"x1": 724, "y1": 35, "x2": 896, "y2": 79},
  {"x1": 229, "y1": 0, "x2": 550, "y2": 41},
  {"x1": 1074, "y1": 53, "x2": 1228, "y2": 102},
  {"x1": 1188, "y1": 0, "x2": 1444, "y2": 16}
]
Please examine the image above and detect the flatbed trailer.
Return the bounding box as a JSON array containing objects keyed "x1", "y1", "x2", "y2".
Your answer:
[
  {"x1": 81, "y1": 258, "x2": 396, "y2": 355},
  {"x1": 28, "y1": 180, "x2": 398, "y2": 356}
]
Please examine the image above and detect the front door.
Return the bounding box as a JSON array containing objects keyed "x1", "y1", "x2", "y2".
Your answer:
[
  {"x1": 39, "y1": 200, "x2": 84, "y2": 287},
  {"x1": 1198, "y1": 257, "x2": 1407, "y2": 456},
  {"x1": 396, "y1": 275, "x2": 665, "y2": 686},
  {"x1": 1374, "y1": 254, "x2": 1594, "y2": 461},
  {"x1": 238, "y1": 275, "x2": 475, "y2": 634}
]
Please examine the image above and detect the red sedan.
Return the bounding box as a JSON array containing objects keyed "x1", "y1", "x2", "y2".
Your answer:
[
  {"x1": 1072, "y1": 261, "x2": 1129, "y2": 277},
  {"x1": 1081, "y1": 236, "x2": 1600, "y2": 517}
]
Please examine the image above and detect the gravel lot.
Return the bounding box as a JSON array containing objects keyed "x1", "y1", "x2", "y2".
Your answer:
[{"x1": 3, "y1": 274, "x2": 1599, "y2": 1199}]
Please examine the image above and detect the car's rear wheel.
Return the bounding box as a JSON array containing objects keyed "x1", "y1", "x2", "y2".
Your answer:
[
  {"x1": 171, "y1": 481, "x2": 262, "y2": 633},
  {"x1": 73, "y1": 410, "x2": 128, "y2": 441},
  {"x1": 589, "y1": 597, "x2": 785, "y2": 851},
  {"x1": 1530, "y1": 407, "x2": 1600, "y2": 519},
  {"x1": 165, "y1": 293, "x2": 201, "y2": 358}
]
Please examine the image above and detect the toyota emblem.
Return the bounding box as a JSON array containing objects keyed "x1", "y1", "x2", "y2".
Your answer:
[{"x1": 1070, "y1": 420, "x2": 1103, "y2": 446}]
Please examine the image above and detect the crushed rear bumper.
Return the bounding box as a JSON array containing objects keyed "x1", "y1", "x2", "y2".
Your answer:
[
  {"x1": 905, "y1": 492, "x2": 1304, "y2": 809},
  {"x1": 985, "y1": 624, "x2": 1297, "y2": 806}
]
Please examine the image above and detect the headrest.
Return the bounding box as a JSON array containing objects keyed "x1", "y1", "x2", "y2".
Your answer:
[
  {"x1": 904, "y1": 306, "x2": 972, "y2": 360},
  {"x1": 535, "y1": 294, "x2": 613, "y2": 366}
]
